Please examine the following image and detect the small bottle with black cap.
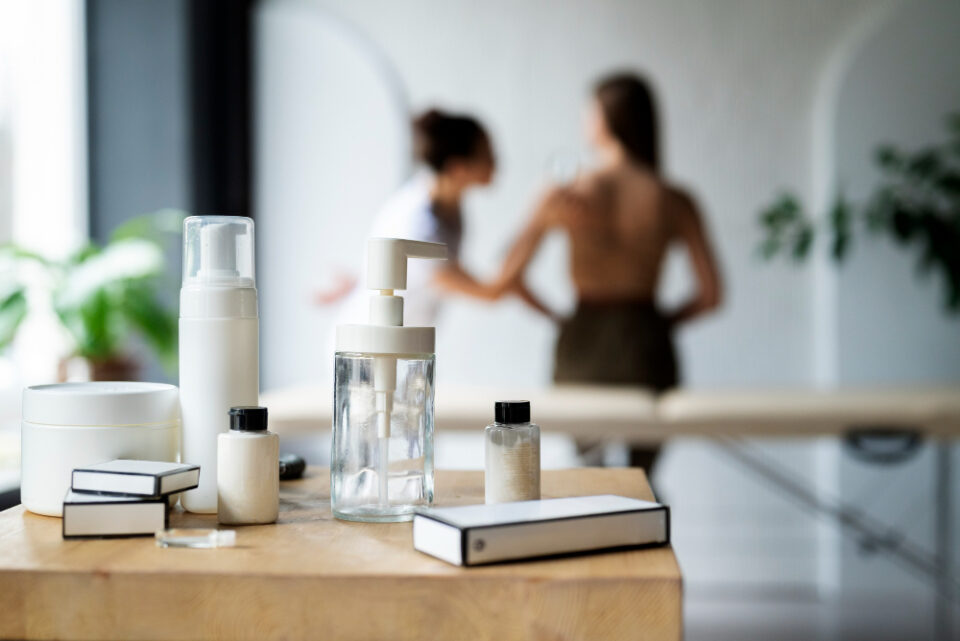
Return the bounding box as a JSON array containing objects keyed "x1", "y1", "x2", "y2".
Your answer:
[
  {"x1": 485, "y1": 401, "x2": 540, "y2": 504},
  {"x1": 217, "y1": 406, "x2": 279, "y2": 524}
]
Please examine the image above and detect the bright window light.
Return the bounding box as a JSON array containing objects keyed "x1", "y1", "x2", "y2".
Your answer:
[{"x1": 0, "y1": 0, "x2": 87, "y2": 391}]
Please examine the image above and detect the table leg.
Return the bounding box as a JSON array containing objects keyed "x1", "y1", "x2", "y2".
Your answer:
[{"x1": 934, "y1": 439, "x2": 953, "y2": 641}]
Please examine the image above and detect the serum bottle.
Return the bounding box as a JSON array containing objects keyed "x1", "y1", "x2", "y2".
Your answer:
[
  {"x1": 218, "y1": 406, "x2": 278, "y2": 525},
  {"x1": 485, "y1": 401, "x2": 541, "y2": 504}
]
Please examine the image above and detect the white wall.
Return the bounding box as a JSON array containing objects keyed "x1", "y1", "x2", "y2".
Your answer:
[
  {"x1": 255, "y1": 0, "x2": 878, "y2": 391},
  {"x1": 833, "y1": 0, "x2": 960, "y2": 385},
  {"x1": 255, "y1": 1, "x2": 410, "y2": 388}
]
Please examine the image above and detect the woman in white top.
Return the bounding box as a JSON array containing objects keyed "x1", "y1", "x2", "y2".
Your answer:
[{"x1": 323, "y1": 109, "x2": 551, "y2": 325}]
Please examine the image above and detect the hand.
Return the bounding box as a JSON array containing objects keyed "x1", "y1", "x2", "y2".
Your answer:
[
  {"x1": 509, "y1": 280, "x2": 563, "y2": 323},
  {"x1": 547, "y1": 309, "x2": 567, "y2": 325},
  {"x1": 313, "y1": 272, "x2": 358, "y2": 305}
]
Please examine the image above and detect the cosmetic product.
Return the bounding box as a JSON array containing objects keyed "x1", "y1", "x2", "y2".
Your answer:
[
  {"x1": 332, "y1": 238, "x2": 446, "y2": 522},
  {"x1": 217, "y1": 406, "x2": 278, "y2": 525},
  {"x1": 414, "y1": 495, "x2": 669, "y2": 566},
  {"x1": 62, "y1": 489, "x2": 168, "y2": 539},
  {"x1": 485, "y1": 400, "x2": 540, "y2": 504},
  {"x1": 279, "y1": 453, "x2": 306, "y2": 480},
  {"x1": 21, "y1": 382, "x2": 180, "y2": 517},
  {"x1": 155, "y1": 528, "x2": 237, "y2": 549},
  {"x1": 179, "y1": 216, "x2": 259, "y2": 514},
  {"x1": 71, "y1": 460, "x2": 200, "y2": 498}
]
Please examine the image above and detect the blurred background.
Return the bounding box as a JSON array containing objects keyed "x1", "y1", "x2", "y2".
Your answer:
[{"x1": 1, "y1": 0, "x2": 959, "y2": 639}]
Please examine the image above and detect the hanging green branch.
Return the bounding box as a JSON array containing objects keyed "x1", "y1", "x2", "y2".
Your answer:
[{"x1": 758, "y1": 112, "x2": 960, "y2": 312}]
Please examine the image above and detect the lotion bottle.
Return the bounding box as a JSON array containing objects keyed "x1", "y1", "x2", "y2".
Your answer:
[
  {"x1": 218, "y1": 406, "x2": 278, "y2": 524},
  {"x1": 179, "y1": 216, "x2": 259, "y2": 514}
]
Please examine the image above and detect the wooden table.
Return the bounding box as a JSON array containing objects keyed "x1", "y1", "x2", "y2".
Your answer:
[{"x1": 0, "y1": 468, "x2": 681, "y2": 641}]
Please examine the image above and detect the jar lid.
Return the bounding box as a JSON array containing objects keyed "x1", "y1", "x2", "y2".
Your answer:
[
  {"x1": 22, "y1": 382, "x2": 180, "y2": 427},
  {"x1": 229, "y1": 406, "x2": 268, "y2": 431},
  {"x1": 495, "y1": 400, "x2": 531, "y2": 424}
]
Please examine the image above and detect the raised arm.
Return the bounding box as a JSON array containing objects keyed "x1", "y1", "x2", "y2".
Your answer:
[
  {"x1": 490, "y1": 186, "x2": 576, "y2": 296},
  {"x1": 429, "y1": 186, "x2": 577, "y2": 319},
  {"x1": 431, "y1": 262, "x2": 500, "y2": 301},
  {"x1": 430, "y1": 260, "x2": 559, "y2": 323},
  {"x1": 668, "y1": 188, "x2": 723, "y2": 325}
]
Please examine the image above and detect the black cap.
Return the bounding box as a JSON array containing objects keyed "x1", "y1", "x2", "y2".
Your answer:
[
  {"x1": 229, "y1": 406, "x2": 268, "y2": 431},
  {"x1": 495, "y1": 400, "x2": 530, "y2": 424}
]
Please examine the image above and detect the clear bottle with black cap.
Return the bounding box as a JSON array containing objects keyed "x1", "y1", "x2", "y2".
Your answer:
[
  {"x1": 217, "y1": 406, "x2": 279, "y2": 524},
  {"x1": 485, "y1": 401, "x2": 541, "y2": 504}
]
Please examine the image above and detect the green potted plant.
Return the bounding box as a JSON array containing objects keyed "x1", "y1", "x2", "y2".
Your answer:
[
  {"x1": 757, "y1": 113, "x2": 960, "y2": 313},
  {"x1": 0, "y1": 210, "x2": 184, "y2": 381}
]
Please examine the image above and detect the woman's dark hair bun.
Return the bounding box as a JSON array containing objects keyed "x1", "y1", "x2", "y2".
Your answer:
[
  {"x1": 412, "y1": 108, "x2": 489, "y2": 172},
  {"x1": 413, "y1": 109, "x2": 444, "y2": 131}
]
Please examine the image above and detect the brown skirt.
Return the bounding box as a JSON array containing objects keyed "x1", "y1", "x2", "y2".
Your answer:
[
  {"x1": 553, "y1": 300, "x2": 679, "y2": 391},
  {"x1": 553, "y1": 300, "x2": 678, "y2": 475}
]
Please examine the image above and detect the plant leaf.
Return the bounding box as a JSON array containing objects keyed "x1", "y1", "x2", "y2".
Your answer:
[
  {"x1": 111, "y1": 210, "x2": 185, "y2": 246},
  {"x1": 829, "y1": 195, "x2": 852, "y2": 262},
  {"x1": 56, "y1": 286, "x2": 125, "y2": 360},
  {"x1": 875, "y1": 146, "x2": 902, "y2": 171},
  {"x1": 0, "y1": 288, "x2": 28, "y2": 350},
  {"x1": 792, "y1": 226, "x2": 813, "y2": 261},
  {"x1": 758, "y1": 237, "x2": 782, "y2": 261},
  {"x1": 757, "y1": 110, "x2": 960, "y2": 316},
  {"x1": 118, "y1": 283, "x2": 178, "y2": 373},
  {"x1": 57, "y1": 239, "x2": 164, "y2": 309}
]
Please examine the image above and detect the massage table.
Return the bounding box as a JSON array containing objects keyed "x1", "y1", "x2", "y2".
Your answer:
[
  {"x1": 262, "y1": 383, "x2": 960, "y2": 641},
  {"x1": 263, "y1": 383, "x2": 960, "y2": 440}
]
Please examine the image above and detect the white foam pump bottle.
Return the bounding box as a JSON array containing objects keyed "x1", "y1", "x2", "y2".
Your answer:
[
  {"x1": 179, "y1": 216, "x2": 259, "y2": 514},
  {"x1": 331, "y1": 238, "x2": 446, "y2": 522}
]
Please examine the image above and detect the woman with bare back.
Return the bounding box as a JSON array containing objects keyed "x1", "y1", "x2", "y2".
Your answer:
[{"x1": 489, "y1": 72, "x2": 723, "y2": 473}]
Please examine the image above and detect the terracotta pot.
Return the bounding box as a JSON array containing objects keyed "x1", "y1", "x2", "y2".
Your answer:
[
  {"x1": 89, "y1": 355, "x2": 140, "y2": 382},
  {"x1": 57, "y1": 355, "x2": 140, "y2": 382}
]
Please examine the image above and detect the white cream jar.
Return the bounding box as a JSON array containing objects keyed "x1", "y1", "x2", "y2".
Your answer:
[{"x1": 21, "y1": 382, "x2": 180, "y2": 516}]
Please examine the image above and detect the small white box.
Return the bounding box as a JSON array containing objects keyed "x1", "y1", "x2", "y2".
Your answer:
[{"x1": 414, "y1": 495, "x2": 669, "y2": 566}]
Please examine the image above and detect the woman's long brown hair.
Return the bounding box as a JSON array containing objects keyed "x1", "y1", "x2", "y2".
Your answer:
[{"x1": 594, "y1": 72, "x2": 660, "y2": 172}]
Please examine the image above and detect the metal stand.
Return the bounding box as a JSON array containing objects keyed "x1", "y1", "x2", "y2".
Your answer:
[
  {"x1": 714, "y1": 436, "x2": 956, "y2": 640},
  {"x1": 934, "y1": 440, "x2": 954, "y2": 641}
]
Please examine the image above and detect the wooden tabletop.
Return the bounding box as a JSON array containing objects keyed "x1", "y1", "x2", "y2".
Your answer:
[{"x1": 0, "y1": 468, "x2": 682, "y2": 641}]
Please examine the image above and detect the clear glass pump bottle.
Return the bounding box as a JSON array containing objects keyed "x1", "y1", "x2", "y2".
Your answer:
[{"x1": 331, "y1": 238, "x2": 446, "y2": 522}]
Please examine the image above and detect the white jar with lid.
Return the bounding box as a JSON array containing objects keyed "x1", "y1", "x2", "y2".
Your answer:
[{"x1": 21, "y1": 382, "x2": 180, "y2": 516}]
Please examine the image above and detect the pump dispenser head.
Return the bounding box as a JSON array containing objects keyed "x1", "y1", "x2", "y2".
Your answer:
[
  {"x1": 182, "y1": 216, "x2": 255, "y2": 287},
  {"x1": 366, "y1": 238, "x2": 447, "y2": 291},
  {"x1": 365, "y1": 238, "x2": 447, "y2": 328}
]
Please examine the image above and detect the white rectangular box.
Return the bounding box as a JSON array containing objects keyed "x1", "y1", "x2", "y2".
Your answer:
[{"x1": 414, "y1": 495, "x2": 669, "y2": 566}]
